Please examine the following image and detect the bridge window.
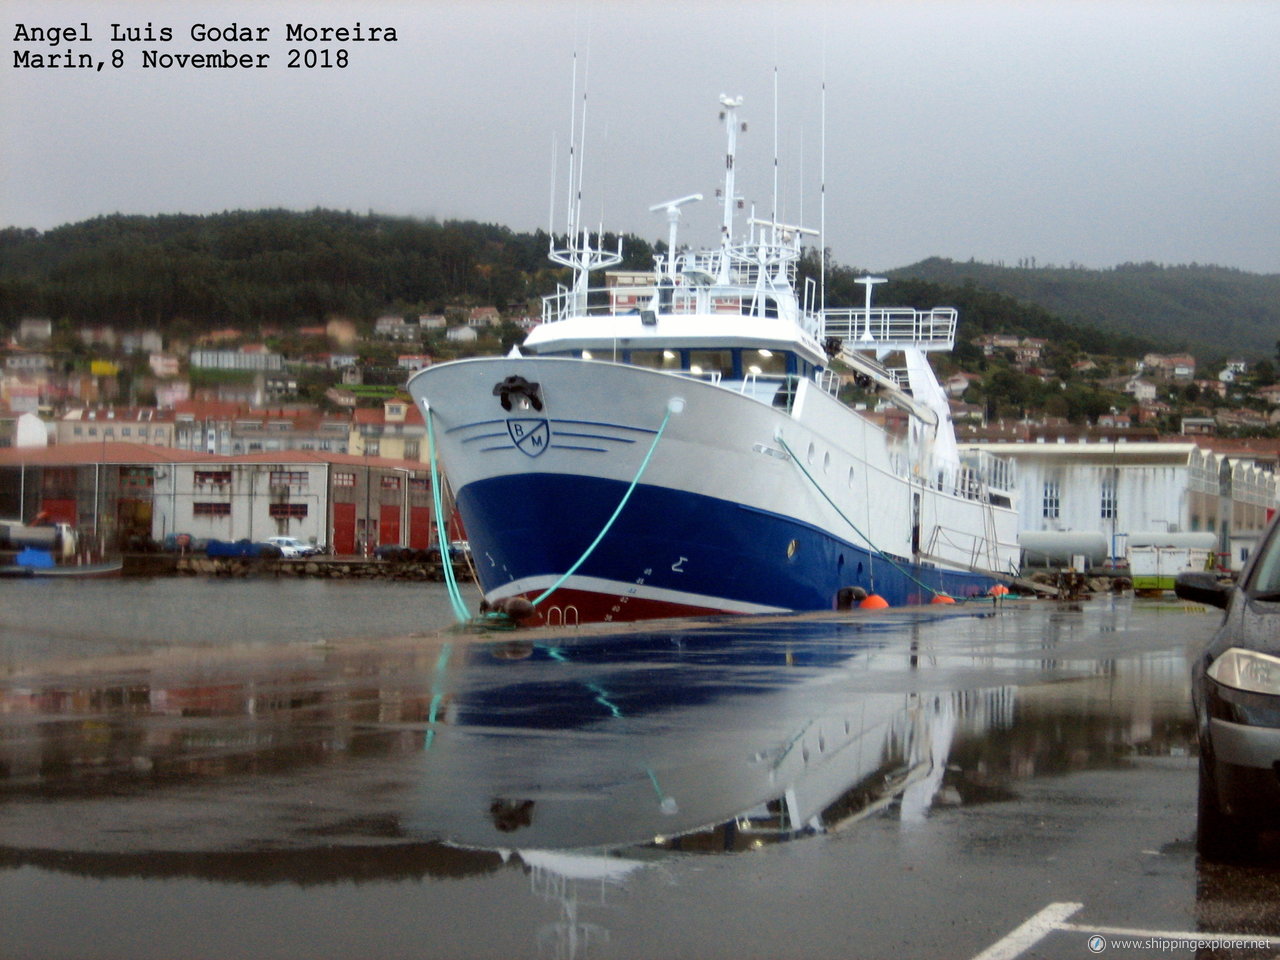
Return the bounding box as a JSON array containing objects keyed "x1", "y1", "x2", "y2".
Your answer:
[
  {"x1": 689, "y1": 350, "x2": 732, "y2": 379},
  {"x1": 630, "y1": 349, "x2": 682, "y2": 371},
  {"x1": 745, "y1": 348, "x2": 786, "y2": 376}
]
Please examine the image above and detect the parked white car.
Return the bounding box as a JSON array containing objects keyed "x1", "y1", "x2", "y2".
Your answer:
[{"x1": 265, "y1": 536, "x2": 320, "y2": 558}]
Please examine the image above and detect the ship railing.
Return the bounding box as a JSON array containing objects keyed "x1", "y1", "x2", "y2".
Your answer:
[
  {"x1": 816, "y1": 368, "x2": 842, "y2": 397},
  {"x1": 822, "y1": 307, "x2": 957, "y2": 351},
  {"x1": 959, "y1": 449, "x2": 1016, "y2": 494},
  {"x1": 543, "y1": 281, "x2": 811, "y2": 324}
]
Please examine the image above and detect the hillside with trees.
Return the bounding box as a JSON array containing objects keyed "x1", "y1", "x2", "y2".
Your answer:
[
  {"x1": 891, "y1": 257, "x2": 1280, "y2": 362},
  {"x1": 0, "y1": 210, "x2": 656, "y2": 333},
  {"x1": 1, "y1": 210, "x2": 1272, "y2": 368}
]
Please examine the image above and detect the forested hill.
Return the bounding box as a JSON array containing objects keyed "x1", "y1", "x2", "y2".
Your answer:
[
  {"x1": 1, "y1": 210, "x2": 1271, "y2": 363},
  {"x1": 0, "y1": 210, "x2": 657, "y2": 331},
  {"x1": 891, "y1": 257, "x2": 1280, "y2": 361}
]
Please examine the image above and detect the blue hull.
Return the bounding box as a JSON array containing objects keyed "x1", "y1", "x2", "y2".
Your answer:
[{"x1": 459, "y1": 473, "x2": 999, "y2": 619}]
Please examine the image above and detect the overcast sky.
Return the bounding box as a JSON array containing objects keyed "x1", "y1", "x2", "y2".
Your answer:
[{"x1": 4, "y1": 0, "x2": 1278, "y2": 273}]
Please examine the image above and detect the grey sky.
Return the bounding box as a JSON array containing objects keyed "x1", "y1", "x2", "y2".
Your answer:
[{"x1": 4, "y1": 0, "x2": 1278, "y2": 273}]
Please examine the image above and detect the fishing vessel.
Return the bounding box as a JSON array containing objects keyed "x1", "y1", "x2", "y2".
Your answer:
[{"x1": 408, "y1": 94, "x2": 1019, "y2": 625}]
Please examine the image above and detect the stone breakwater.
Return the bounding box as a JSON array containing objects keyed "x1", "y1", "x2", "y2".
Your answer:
[{"x1": 123, "y1": 554, "x2": 474, "y2": 582}]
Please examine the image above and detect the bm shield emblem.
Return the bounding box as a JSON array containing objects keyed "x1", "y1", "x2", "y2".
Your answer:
[{"x1": 507, "y1": 418, "x2": 550, "y2": 457}]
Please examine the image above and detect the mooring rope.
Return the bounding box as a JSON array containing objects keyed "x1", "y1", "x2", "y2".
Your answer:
[
  {"x1": 530, "y1": 401, "x2": 678, "y2": 609},
  {"x1": 425, "y1": 405, "x2": 473, "y2": 624},
  {"x1": 774, "y1": 432, "x2": 945, "y2": 599}
]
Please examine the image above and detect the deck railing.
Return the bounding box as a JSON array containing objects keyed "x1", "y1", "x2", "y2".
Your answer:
[{"x1": 822, "y1": 307, "x2": 957, "y2": 351}]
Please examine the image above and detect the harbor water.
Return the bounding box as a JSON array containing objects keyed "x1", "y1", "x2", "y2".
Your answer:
[{"x1": 5, "y1": 579, "x2": 1277, "y2": 959}]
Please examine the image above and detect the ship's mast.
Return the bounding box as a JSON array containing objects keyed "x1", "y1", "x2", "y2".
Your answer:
[
  {"x1": 548, "y1": 51, "x2": 622, "y2": 312},
  {"x1": 718, "y1": 94, "x2": 743, "y2": 283}
]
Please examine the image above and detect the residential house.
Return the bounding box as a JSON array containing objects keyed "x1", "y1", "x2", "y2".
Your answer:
[
  {"x1": 57, "y1": 406, "x2": 177, "y2": 447},
  {"x1": 154, "y1": 381, "x2": 191, "y2": 409},
  {"x1": 1141, "y1": 353, "x2": 1197, "y2": 383},
  {"x1": 1123, "y1": 378, "x2": 1157, "y2": 402},
  {"x1": 188, "y1": 347, "x2": 284, "y2": 371},
  {"x1": 3, "y1": 383, "x2": 40, "y2": 415},
  {"x1": 943, "y1": 372, "x2": 982, "y2": 398},
  {"x1": 150, "y1": 353, "x2": 181, "y2": 378},
  {"x1": 120, "y1": 330, "x2": 164, "y2": 354},
  {"x1": 5, "y1": 351, "x2": 53, "y2": 375},
  {"x1": 374, "y1": 315, "x2": 420, "y2": 341},
  {"x1": 468, "y1": 306, "x2": 501, "y2": 328},
  {"x1": 350, "y1": 399, "x2": 426, "y2": 462},
  {"x1": 17, "y1": 317, "x2": 52, "y2": 344},
  {"x1": 397, "y1": 354, "x2": 432, "y2": 373}
]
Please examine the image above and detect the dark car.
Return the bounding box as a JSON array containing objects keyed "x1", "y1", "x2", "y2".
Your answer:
[{"x1": 1175, "y1": 525, "x2": 1280, "y2": 859}]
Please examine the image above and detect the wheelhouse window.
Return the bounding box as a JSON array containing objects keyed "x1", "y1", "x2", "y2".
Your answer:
[
  {"x1": 689, "y1": 349, "x2": 732, "y2": 379},
  {"x1": 629, "y1": 349, "x2": 683, "y2": 371},
  {"x1": 745, "y1": 348, "x2": 786, "y2": 376}
]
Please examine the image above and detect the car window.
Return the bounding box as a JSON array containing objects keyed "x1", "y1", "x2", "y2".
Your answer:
[{"x1": 1248, "y1": 529, "x2": 1280, "y2": 594}]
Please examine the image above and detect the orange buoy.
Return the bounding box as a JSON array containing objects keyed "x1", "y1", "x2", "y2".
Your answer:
[
  {"x1": 859, "y1": 593, "x2": 889, "y2": 609},
  {"x1": 930, "y1": 594, "x2": 956, "y2": 604}
]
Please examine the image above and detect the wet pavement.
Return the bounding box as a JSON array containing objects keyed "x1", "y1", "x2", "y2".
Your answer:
[{"x1": 3, "y1": 596, "x2": 1280, "y2": 958}]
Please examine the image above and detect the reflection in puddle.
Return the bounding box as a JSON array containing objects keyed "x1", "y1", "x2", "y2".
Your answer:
[{"x1": 0, "y1": 601, "x2": 1205, "y2": 957}]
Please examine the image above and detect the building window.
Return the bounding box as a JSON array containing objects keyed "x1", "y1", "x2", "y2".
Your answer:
[
  {"x1": 268, "y1": 503, "x2": 308, "y2": 519},
  {"x1": 195, "y1": 470, "x2": 232, "y2": 486},
  {"x1": 403, "y1": 441, "x2": 420, "y2": 459},
  {"x1": 1042, "y1": 480, "x2": 1060, "y2": 519},
  {"x1": 381, "y1": 475, "x2": 401, "y2": 490},
  {"x1": 269, "y1": 470, "x2": 307, "y2": 488},
  {"x1": 1100, "y1": 477, "x2": 1116, "y2": 520},
  {"x1": 409, "y1": 478, "x2": 430, "y2": 493},
  {"x1": 365, "y1": 441, "x2": 380, "y2": 456},
  {"x1": 193, "y1": 502, "x2": 231, "y2": 516},
  {"x1": 334, "y1": 472, "x2": 355, "y2": 487}
]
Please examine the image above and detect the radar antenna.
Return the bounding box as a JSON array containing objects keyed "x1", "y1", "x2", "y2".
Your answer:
[{"x1": 648, "y1": 194, "x2": 703, "y2": 277}]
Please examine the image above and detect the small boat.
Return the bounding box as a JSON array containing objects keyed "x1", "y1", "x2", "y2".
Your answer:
[
  {"x1": 0, "y1": 553, "x2": 124, "y2": 578},
  {"x1": 408, "y1": 94, "x2": 1019, "y2": 625},
  {"x1": 0, "y1": 520, "x2": 123, "y2": 578}
]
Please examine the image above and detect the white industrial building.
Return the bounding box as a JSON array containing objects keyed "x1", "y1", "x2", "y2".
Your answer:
[{"x1": 961, "y1": 440, "x2": 1279, "y2": 570}]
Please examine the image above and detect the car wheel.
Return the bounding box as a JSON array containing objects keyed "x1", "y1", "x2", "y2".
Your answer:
[{"x1": 1197, "y1": 755, "x2": 1256, "y2": 861}]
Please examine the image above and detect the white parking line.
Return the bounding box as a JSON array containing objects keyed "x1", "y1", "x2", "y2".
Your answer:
[
  {"x1": 971, "y1": 902, "x2": 1083, "y2": 960},
  {"x1": 972, "y1": 902, "x2": 1280, "y2": 960}
]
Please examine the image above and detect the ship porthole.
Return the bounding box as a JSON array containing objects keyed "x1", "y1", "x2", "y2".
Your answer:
[
  {"x1": 786, "y1": 539, "x2": 799, "y2": 559},
  {"x1": 823, "y1": 451, "x2": 831, "y2": 473},
  {"x1": 806, "y1": 442, "x2": 816, "y2": 464}
]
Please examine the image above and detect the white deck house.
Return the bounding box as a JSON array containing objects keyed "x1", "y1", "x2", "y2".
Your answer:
[{"x1": 961, "y1": 440, "x2": 1280, "y2": 569}]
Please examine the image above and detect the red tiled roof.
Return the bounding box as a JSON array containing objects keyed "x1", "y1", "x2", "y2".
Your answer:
[{"x1": 0, "y1": 442, "x2": 429, "y2": 471}]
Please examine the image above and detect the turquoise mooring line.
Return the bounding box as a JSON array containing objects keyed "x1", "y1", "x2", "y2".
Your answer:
[
  {"x1": 530, "y1": 404, "x2": 675, "y2": 609},
  {"x1": 426, "y1": 406, "x2": 472, "y2": 624}
]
